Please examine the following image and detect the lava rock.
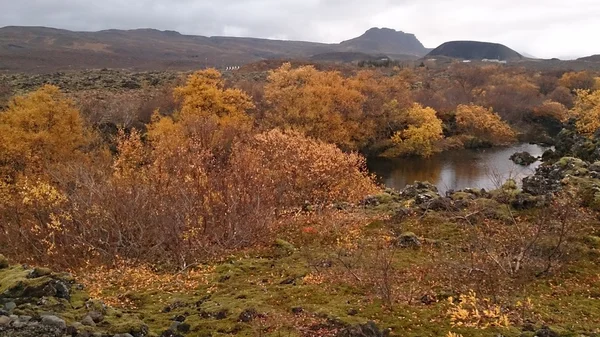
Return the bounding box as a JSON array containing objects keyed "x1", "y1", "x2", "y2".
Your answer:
[
  {"x1": 0, "y1": 315, "x2": 12, "y2": 327},
  {"x1": 338, "y1": 321, "x2": 390, "y2": 337},
  {"x1": 4, "y1": 302, "x2": 16, "y2": 313},
  {"x1": 81, "y1": 315, "x2": 96, "y2": 327},
  {"x1": 395, "y1": 232, "x2": 421, "y2": 248},
  {"x1": 0, "y1": 255, "x2": 8, "y2": 269},
  {"x1": 238, "y1": 308, "x2": 258, "y2": 323},
  {"x1": 87, "y1": 311, "x2": 104, "y2": 323},
  {"x1": 41, "y1": 315, "x2": 67, "y2": 330},
  {"x1": 510, "y1": 151, "x2": 538, "y2": 166}
]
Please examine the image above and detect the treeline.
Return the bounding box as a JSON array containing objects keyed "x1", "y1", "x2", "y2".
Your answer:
[{"x1": 57, "y1": 62, "x2": 600, "y2": 158}]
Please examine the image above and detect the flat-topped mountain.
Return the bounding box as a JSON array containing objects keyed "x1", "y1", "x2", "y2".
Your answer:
[
  {"x1": 0, "y1": 26, "x2": 429, "y2": 73},
  {"x1": 339, "y1": 27, "x2": 429, "y2": 57},
  {"x1": 426, "y1": 40, "x2": 523, "y2": 61}
]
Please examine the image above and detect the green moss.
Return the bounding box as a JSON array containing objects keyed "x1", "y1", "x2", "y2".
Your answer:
[
  {"x1": 274, "y1": 238, "x2": 296, "y2": 254},
  {"x1": 584, "y1": 235, "x2": 600, "y2": 249}
]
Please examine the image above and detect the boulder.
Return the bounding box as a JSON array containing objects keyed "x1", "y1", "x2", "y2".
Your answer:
[
  {"x1": 81, "y1": 315, "x2": 96, "y2": 327},
  {"x1": 88, "y1": 311, "x2": 104, "y2": 323},
  {"x1": 338, "y1": 321, "x2": 390, "y2": 337},
  {"x1": 400, "y1": 181, "x2": 439, "y2": 202},
  {"x1": 41, "y1": 315, "x2": 66, "y2": 330},
  {"x1": 395, "y1": 232, "x2": 421, "y2": 248},
  {"x1": 510, "y1": 151, "x2": 538, "y2": 166},
  {"x1": 0, "y1": 255, "x2": 8, "y2": 269},
  {"x1": 0, "y1": 315, "x2": 11, "y2": 327},
  {"x1": 238, "y1": 308, "x2": 258, "y2": 323}
]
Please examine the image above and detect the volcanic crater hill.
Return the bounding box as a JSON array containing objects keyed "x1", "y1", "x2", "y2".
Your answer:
[
  {"x1": 426, "y1": 40, "x2": 523, "y2": 61},
  {"x1": 0, "y1": 26, "x2": 429, "y2": 73}
]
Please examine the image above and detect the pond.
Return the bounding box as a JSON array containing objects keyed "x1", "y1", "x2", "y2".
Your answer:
[{"x1": 368, "y1": 143, "x2": 549, "y2": 195}]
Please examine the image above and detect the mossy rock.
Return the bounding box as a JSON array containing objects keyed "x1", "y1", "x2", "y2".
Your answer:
[
  {"x1": 584, "y1": 235, "x2": 600, "y2": 249},
  {"x1": 0, "y1": 254, "x2": 9, "y2": 269},
  {"x1": 274, "y1": 239, "x2": 296, "y2": 254},
  {"x1": 0, "y1": 265, "x2": 73, "y2": 301},
  {"x1": 108, "y1": 318, "x2": 149, "y2": 336}
]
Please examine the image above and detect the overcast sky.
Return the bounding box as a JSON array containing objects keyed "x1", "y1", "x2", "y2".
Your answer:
[{"x1": 2, "y1": 0, "x2": 599, "y2": 59}]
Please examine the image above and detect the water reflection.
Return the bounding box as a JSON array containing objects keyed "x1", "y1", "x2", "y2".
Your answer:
[{"x1": 368, "y1": 144, "x2": 548, "y2": 195}]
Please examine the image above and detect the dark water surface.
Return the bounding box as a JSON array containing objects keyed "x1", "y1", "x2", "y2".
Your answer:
[{"x1": 368, "y1": 144, "x2": 548, "y2": 195}]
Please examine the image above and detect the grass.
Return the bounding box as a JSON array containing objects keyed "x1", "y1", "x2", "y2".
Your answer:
[{"x1": 2, "y1": 191, "x2": 600, "y2": 337}]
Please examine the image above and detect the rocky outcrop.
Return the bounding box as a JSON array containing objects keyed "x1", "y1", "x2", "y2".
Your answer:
[
  {"x1": 510, "y1": 151, "x2": 538, "y2": 166},
  {"x1": 0, "y1": 260, "x2": 150, "y2": 337}
]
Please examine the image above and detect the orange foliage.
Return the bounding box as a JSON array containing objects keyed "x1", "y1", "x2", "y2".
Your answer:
[
  {"x1": 264, "y1": 63, "x2": 366, "y2": 150},
  {"x1": 559, "y1": 71, "x2": 596, "y2": 91},
  {"x1": 533, "y1": 100, "x2": 570, "y2": 122},
  {"x1": 455, "y1": 104, "x2": 516, "y2": 145},
  {"x1": 76, "y1": 259, "x2": 214, "y2": 308}
]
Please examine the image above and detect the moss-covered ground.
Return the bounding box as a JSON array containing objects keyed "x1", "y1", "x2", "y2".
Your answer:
[{"x1": 2, "y1": 191, "x2": 600, "y2": 337}]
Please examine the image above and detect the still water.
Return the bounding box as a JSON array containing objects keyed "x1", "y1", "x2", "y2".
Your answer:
[{"x1": 368, "y1": 144, "x2": 548, "y2": 195}]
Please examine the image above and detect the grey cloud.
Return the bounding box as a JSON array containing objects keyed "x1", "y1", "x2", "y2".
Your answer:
[{"x1": 1, "y1": 0, "x2": 599, "y2": 58}]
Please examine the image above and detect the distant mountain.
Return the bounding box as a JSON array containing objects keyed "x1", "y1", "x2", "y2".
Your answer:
[
  {"x1": 426, "y1": 41, "x2": 523, "y2": 61},
  {"x1": 578, "y1": 54, "x2": 600, "y2": 62},
  {"x1": 0, "y1": 26, "x2": 427, "y2": 73},
  {"x1": 339, "y1": 27, "x2": 428, "y2": 57}
]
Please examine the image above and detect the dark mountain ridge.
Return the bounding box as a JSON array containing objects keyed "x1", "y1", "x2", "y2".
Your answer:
[{"x1": 0, "y1": 26, "x2": 428, "y2": 73}]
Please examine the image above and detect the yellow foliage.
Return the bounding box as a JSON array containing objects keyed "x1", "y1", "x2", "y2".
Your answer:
[
  {"x1": 447, "y1": 290, "x2": 510, "y2": 329},
  {"x1": 389, "y1": 103, "x2": 444, "y2": 157},
  {"x1": 571, "y1": 89, "x2": 600, "y2": 137},
  {"x1": 0, "y1": 85, "x2": 90, "y2": 179},
  {"x1": 558, "y1": 71, "x2": 596, "y2": 91},
  {"x1": 76, "y1": 259, "x2": 215, "y2": 308},
  {"x1": 455, "y1": 104, "x2": 516, "y2": 145},
  {"x1": 174, "y1": 68, "x2": 254, "y2": 122},
  {"x1": 264, "y1": 63, "x2": 366, "y2": 150}
]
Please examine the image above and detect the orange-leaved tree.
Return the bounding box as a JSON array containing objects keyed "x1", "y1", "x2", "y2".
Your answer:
[
  {"x1": 264, "y1": 63, "x2": 366, "y2": 150},
  {"x1": 455, "y1": 104, "x2": 516, "y2": 145}
]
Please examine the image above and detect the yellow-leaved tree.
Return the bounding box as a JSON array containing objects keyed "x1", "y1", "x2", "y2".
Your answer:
[
  {"x1": 388, "y1": 102, "x2": 444, "y2": 157},
  {"x1": 150, "y1": 68, "x2": 255, "y2": 161},
  {"x1": 455, "y1": 104, "x2": 516, "y2": 145},
  {"x1": 571, "y1": 89, "x2": 600, "y2": 137},
  {"x1": 0, "y1": 85, "x2": 90, "y2": 180},
  {"x1": 264, "y1": 63, "x2": 366, "y2": 150}
]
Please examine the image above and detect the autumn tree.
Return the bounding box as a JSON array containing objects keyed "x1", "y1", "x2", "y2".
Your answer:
[
  {"x1": 548, "y1": 86, "x2": 574, "y2": 109},
  {"x1": 532, "y1": 100, "x2": 570, "y2": 123},
  {"x1": 482, "y1": 73, "x2": 540, "y2": 123},
  {"x1": 346, "y1": 70, "x2": 413, "y2": 144},
  {"x1": 571, "y1": 89, "x2": 600, "y2": 137},
  {"x1": 387, "y1": 102, "x2": 444, "y2": 157},
  {"x1": 264, "y1": 63, "x2": 366, "y2": 150},
  {"x1": 455, "y1": 104, "x2": 516, "y2": 145},
  {"x1": 151, "y1": 69, "x2": 255, "y2": 161},
  {"x1": 0, "y1": 85, "x2": 91, "y2": 180},
  {"x1": 559, "y1": 71, "x2": 596, "y2": 92}
]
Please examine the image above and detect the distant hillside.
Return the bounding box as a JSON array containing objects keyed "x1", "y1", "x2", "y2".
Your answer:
[
  {"x1": 339, "y1": 28, "x2": 428, "y2": 57},
  {"x1": 427, "y1": 41, "x2": 523, "y2": 61},
  {"x1": 0, "y1": 26, "x2": 428, "y2": 73},
  {"x1": 578, "y1": 54, "x2": 600, "y2": 62}
]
